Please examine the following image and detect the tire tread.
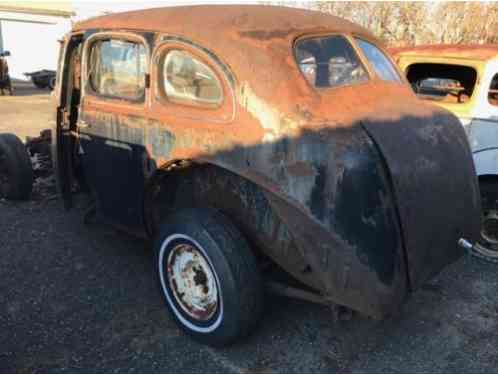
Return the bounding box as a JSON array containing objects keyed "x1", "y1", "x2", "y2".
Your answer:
[
  {"x1": 0, "y1": 133, "x2": 34, "y2": 200},
  {"x1": 154, "y1": 207, "x2": 263, "y2": 346}
]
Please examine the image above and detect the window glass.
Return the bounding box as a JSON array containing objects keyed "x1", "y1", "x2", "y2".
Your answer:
[
  {"x1": 161, "y1": 50, "x2": 223, "y2": 106},
  {"x1": 88, "y1": 39, "x2": 146, "y2": 100},
  {"x1": 489, "y1": 74, "x2": 498, "y2": 107},
  {"x1": 295, "y1": 35, "x2": 368, "y2": 88},
  {"x1": 355, "y1": 39, "x2": 401, "y2": 82},
  {"x1": 406, "y1": 63, "x2": 477, "y2": 104}
]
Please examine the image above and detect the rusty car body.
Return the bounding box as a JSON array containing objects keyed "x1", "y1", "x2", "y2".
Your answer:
[
  {"x1": 391, "y1": 45, "x2": 498, "y2": 261},
  {"x1": 53, "y1": 6, "x2": 480, "y2": 345},
  {"x1": 0, "y1": 51, "x2": 13, "y2": 95}
]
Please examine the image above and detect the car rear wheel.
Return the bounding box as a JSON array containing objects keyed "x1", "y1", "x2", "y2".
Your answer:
[
  {"x1": 0, "y1": 133, "x2": 34, "y2": 200},
  {"x1": 153, "y1": 208, "x2": 263, "y2": 346},
  {"x1": 473, "y1": 181, "x2": 498, "y2": 262}
]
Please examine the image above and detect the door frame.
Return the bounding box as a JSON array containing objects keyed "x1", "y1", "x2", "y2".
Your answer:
[
  {"x1": 76, "y1": 30, "x2": 153, "y2": 234},
  {"x1": 54, "y1": 33, "x2": 84, "y2": 210}
]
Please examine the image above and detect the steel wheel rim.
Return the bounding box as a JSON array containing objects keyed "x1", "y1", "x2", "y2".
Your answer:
[{"x1": 166, "y1": 242, "x2": 219, "y2": 321}]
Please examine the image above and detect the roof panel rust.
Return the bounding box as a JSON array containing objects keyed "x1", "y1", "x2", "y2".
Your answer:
[
  {"x1": 73, "y1": 5, "x2": 378, "y2": 44},
  {"x1": 390, "y1": 44, "x2": 498, "y2": 61},
  {"x1": 74, "y1": 4, "x2": 388, "y2": 124}
]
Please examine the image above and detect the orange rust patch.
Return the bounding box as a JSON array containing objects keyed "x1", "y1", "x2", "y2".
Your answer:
[{"x1": 389, "y1": 44, "x2": 498, "y2": 62}]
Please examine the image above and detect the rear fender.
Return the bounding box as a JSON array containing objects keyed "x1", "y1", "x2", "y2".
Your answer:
[
  {"x1": 145, "y1": 125, "x2": 409, "y2": 319},
  {"x1": 145, "y1": 163, "x2": 324, "y2": 292}
]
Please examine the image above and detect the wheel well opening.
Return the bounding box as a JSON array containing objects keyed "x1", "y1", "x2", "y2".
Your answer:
[
  {"x1": 144, "y1": 161, "x2": 323, "y2": 294},
  {"x1": 478, "y1": 174, "x2": 498, "y2": 185}
]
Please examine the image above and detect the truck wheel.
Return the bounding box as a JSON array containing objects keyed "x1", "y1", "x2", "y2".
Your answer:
[
  {"x1": 153, "y1": 208, "x2": 263, "y2": 346},
  {"x1": 33, "y1": 79, "x2": 46, "y2": 89},
  {"x1": 0, "y1": 133, "x2": 34, "y2": 200},
  {"x1": 48, "y1": 76, "x2": 56, "y2": 91},
  {"x1": 473, "y1": 181, "x2": 498, "y2": 262}
]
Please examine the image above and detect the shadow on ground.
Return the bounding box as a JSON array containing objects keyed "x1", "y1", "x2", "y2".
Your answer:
[{"x1": 1, "y1": 193, "x2": 498, "y2": 373}]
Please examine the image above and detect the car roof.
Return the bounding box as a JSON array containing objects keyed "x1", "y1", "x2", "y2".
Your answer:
[
  {"x1": 390, "y1": 44, "x2": 498, "y2": 62},
  {"x1": 73, "y1": 5, "x2": 378, "y2": 45}
]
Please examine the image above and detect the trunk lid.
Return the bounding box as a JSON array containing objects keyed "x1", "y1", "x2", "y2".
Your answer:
[{"x1": 361, "y1": 107, "x2": 480, "y2": 289}]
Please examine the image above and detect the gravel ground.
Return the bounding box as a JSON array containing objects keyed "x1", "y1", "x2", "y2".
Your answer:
[{"x1": 2, "y1": 83, "x2": 498, "y2": 373}]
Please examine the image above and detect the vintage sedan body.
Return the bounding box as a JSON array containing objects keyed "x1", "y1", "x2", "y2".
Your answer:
[
  {"x1": 54, "y1": 6, "x2": 480, "y2": 345},
  {"x1": 391, "y1": 45, "x2": 498, "y2": 261}
]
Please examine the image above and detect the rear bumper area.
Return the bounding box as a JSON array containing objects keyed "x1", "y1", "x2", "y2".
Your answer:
[{"x1": 361, "y1": 111, "x2": 481, "y2": 290}]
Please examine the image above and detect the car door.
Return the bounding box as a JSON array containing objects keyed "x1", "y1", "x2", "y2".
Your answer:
[{"x1": 79, "y1": 32, "x2": 151, "y2": 233}]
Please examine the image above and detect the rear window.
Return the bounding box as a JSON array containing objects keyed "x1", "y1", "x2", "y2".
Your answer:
[
  {"x1": 159, "y1": 49, "x2": 223, "y2": 107},
  {"x1": 88, "y1": 39, "x2": 147, "y2": 100},
  {"x1": 406, "y1": 63, "x2": 477, "y2": 104},
  {"x1": 355, "y1": 39, "x2": 401, "y2": 82},
  {"x1": 295, "y1": 35, "x2": 368, "y2": 88}
]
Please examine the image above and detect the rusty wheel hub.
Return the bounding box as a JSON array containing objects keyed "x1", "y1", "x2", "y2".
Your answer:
[{"x1": 167, "y1": 243, "x2": 218, "y2": 321}]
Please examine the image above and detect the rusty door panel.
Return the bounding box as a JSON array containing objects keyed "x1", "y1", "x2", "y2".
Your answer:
[{"x1": 79, "y1": 103, "x2": 148, "y2": 231}]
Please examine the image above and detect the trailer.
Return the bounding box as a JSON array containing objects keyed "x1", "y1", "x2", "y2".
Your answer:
[{"x1": 24, "y1": 69, "x2": 56, "y2": 90}]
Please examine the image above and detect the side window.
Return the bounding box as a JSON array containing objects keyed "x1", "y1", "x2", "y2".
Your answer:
[
  {"x1": 355, "y1": 38, "x2": 401, "y2": 82},
  {"x1": 406, "y1": 63, "x2": 477, "y2": 104},
  {"x1": 88, "y1": 39, "x2": 146, "y2": 100},
  {"x1": 159, "y1": 50, "x2": 223, "y2": 107},
  {"x1": 295, "y1": 35, "x2": 368, "y2": 88},
  {"x1": 489, "y1": 74, "x2": 498, "y2": 107}
]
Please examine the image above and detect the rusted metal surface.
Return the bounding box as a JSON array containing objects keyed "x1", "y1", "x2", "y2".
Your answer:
[
  {"x1": 389, "y1": 44, "x2": 498, "y2": 62},
  {"x1": 0, "y1": 57, "x2": 6, "y2": 81},
  {"x1": 55, "y1": 6, "x2": 481, "y2": 318},
  {"x1": 166, "y1": 242, "x2": 219, "y2": 322},
  {"x1": 74, "y1": 5, "x2": 379, "y2": 45},
  {"x1": 362, "y1": 109, "x2": 480, "y2": 288},
  {"x1": 26, "y1": 129, "x2": 52, "y2": 177}
]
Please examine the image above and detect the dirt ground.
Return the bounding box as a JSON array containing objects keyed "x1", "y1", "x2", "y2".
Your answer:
[
  {"x1": 0, "y1": 81, "x2": 54, "y2": 140},
  {"x1": 2, "y1": 82, "x2": 498, "y2": 373}
]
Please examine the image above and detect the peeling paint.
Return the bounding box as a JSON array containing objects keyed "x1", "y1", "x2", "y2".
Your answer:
[{"x1": 54, "y1": 5, "x2": 482, "y2": 319}]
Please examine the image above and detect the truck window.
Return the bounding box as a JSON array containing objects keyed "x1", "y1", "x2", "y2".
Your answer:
[
  {"x1": 88, "y1": 39, "x2": 146, "y2": 100},
  {"x1": 406, "y1": 63, "x2": 477, "y2": 104}
]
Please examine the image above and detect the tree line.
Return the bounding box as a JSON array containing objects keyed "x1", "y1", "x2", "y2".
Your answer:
[{"x1": 268, "y1": 1, "x2": 498, "y2": 46}]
